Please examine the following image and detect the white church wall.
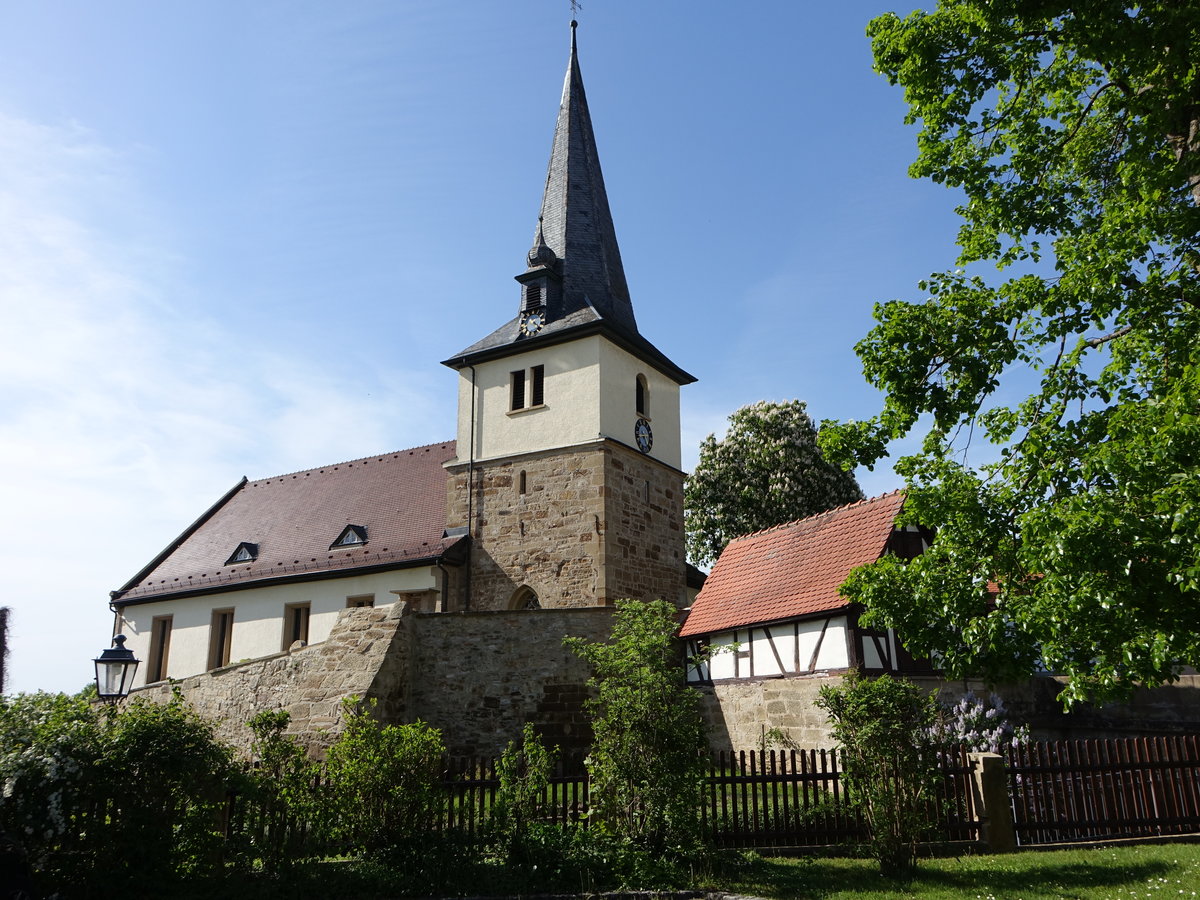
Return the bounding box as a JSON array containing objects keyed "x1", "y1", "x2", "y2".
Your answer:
[
  {"x1": 118, "y1": 566, "x2": 440, "y2": 687},
  {"x1": 596, "y1": 341, "x2": 682, "y2": 470}
]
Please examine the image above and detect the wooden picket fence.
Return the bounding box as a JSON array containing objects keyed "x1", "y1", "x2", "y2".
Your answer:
[
  {"x1": 703, "y1": 747, "x2": 979, "y2": 849},
  {"x1": 1007, "y1": 735, "x2": 1200, "y2": 845},
  {"x1": 440, "y1": 754, "x2": 589, "y2": 835},
  {"x1": 224, "y1": 736, "x2": 1200, "y2": 853}
]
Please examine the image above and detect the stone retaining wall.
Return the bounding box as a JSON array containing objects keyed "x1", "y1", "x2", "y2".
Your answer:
[
  {"x1": 131, "y1": 603, "x2": 411, "y2": 755},
  {"x1": 698, "y1": 671, "x2": 1200, "y2": 752},
  {"x1": 131, "y1": 602, "x2": 614, "y2": 758}
]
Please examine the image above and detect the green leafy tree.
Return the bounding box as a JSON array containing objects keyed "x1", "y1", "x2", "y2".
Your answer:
[
  {"x1": 816, "y1": 672, "x2": 944, "y2": 878},
  {"x1": 564, "y1": 599, "x2": 708, "y2": 857},
  {"x1": 686, "y1": 400, "x2": 863, "y2": 567},
  {"x1": 821, "y1": 1, "x2": 1200, "y2": 703}
]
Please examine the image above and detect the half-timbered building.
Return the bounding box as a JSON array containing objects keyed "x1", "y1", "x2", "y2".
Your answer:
[{"x1": 680, "y1": 491, "x2": 934, "y2": 684}]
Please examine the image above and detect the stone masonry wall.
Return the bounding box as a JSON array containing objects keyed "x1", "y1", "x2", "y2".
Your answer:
[
  {"x1": 131, "y1": 602, "x2": 614, "y2": 759},
  {"x1": 603, "y1": 444, "x2": 686, "y2": 606},
  {"x1": 410, "y1": 607, "x2": 613, "y2": 756},
  {"x1": 700, "y1": 672, "x2": 1200, "y2": 752},
  {"x1": 132, "y1": 604, "x2": 414, "y2": 756},
  {"x1": 445, "y1": 440, "x2": 686, "y2": 611},
  {"x1": 446, "y1": 446, "x2": 607, "y2": 610}
]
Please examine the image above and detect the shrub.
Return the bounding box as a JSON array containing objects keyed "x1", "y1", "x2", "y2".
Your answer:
[
  {"x1": 489, "y1": 722, "x2": 556, "y2": 867},
  {"x1": 816, "y1": 671, "x2": 942, "y2": 877},
  {"x1": 565, "y1": 598, "x2": 708, "y2": 859},
  {"x1": 937, "y1": 690, "x2": 1030, "y2": 755},
  {"x1": 244, "y1": 709, "x2": 319, "y2": 871},
  {"x1": 0, "y1": 690, "x2": 237, "y2": 895},
  {"x1": 320, "y1": 698, "x2": 445, "y2": 862}
]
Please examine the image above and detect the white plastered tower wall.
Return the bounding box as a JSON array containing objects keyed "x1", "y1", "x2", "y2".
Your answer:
[
  {"x1": 117, "y1": 565, "x2": 440, "y2": 688},
  {"x1": 454, "y1": 335, "x2": 682, "y2": 471}
]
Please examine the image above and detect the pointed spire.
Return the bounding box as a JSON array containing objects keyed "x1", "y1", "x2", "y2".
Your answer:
[{"x1": 527, "y1": 20, "x2": 637, "y2": 333}]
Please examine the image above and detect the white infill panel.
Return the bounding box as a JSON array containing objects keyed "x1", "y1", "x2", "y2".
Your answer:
[
  {"x1": 750, "y1": 625, "x2": 794, "y2": 677},
  {"x1": 814, "y1": 618, "x2": 850, "y2": 670},
  {"x1": 795, "y1": 619, "x2": 827, "y2": 673},
  {"x1": 707, "y1": 632, "x2": 737, "y2": 680},
  {"x1": 861, "y1": 632, "x2": 885, "y2": 670},
  {"x1": 685, "y1": 641, "x2": 710, "y2": 683}
]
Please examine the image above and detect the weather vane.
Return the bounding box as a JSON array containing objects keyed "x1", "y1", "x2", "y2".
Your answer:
[{"x1": 570, "y1": 0, "x2": 582, "y2": 19}]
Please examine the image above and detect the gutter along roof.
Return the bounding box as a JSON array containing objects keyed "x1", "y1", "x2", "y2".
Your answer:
[{"x1": 111, "y1": 441, "x2": 461, "y2": 606}]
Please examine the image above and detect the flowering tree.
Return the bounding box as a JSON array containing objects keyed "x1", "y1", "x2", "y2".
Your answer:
[
  {"x1": 685, "y1": 400, "x2": 863, "y2": 567},
  {"x1": 935, "y1": 691, "x2": 1029, "y2": 755}
]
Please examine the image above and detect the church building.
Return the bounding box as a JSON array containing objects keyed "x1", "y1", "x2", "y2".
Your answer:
[{"x1": 108, "y1": 24, "x2": 700, "y2": 752}]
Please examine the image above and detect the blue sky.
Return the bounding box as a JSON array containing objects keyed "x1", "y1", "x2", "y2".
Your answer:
[{"x1": 0, "y1": 1, "x2": 968, "y2": 694}]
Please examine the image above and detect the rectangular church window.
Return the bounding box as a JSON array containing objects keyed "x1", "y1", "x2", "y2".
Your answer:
[
  {"x1": 530, "y1": 365, "x2": 545, "y2": 407},
  {"x1": 147, "y1": 615, "x2": 172, "y2": 682},
  {"x1": 283, "y1": 603, "x2": 310, "y2": 649},
  {"x1": 208, "y1": 609, "x2": 234, "y2": 670},
  {"x1": 510, "y1": 369, "x2": 526, "y2": 410}
]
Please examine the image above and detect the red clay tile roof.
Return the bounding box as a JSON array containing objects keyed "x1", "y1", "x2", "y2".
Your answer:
[
  {"x1": 112, "y1": 441, "x2": 460, "y2": 604},
  {"x1": 679, "y1": 491, "x2": 906, "y2": 637}
]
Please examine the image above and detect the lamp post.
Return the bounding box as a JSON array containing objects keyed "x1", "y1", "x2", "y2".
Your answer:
[{"x1": 94, "y1": 635, "x2": 140, "y2": 704}]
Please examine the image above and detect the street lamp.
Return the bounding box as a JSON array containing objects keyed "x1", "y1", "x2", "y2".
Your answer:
[{"x1": 94, "y1": 635, "x2": 140, "y2": 704}]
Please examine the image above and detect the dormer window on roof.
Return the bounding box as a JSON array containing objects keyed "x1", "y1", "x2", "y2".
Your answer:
[
  {"x1": 225, "y1": 542, "x2": 259, "y2": 565},
  {"x1": 331, "y1": 525, "x2": 368, "y2": 550}
]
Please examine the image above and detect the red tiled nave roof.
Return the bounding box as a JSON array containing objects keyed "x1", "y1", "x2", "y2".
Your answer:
[{"x1": 679, "y1": 491, "x2": 906, "y2": 637}]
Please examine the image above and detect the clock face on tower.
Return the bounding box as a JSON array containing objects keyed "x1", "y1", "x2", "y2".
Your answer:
[
  {"x1": 520, "y1": 308, "x2": 546, "y2": 336},
  {"x1": 635, "y1": 417, "x2": 653, "y2": 454}
]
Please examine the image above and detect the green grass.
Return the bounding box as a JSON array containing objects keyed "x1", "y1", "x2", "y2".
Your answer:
[
  {"x1": 712, "y1": 842, "x2": 1200, "y2": 899},
  {"x1": 138, "y1": 841, "x2": 1200, "y2": 900}
]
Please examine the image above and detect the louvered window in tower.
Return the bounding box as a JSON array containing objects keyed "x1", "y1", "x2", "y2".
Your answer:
[{"x1": 524, "y1": 283, "x2": 543, "y2": 312}]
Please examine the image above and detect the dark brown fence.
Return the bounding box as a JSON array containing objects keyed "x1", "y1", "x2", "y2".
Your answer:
[
  {"x1": 1007, "y1": 735, "x2": 1200, "y2": 845},
  {"x1": 440, "y1": 755, "x2": 589, "y2": 837},
  {"x1": 226, "y1": 737, "x2": 1200, "y2": 854},
  {"x1": 225, "y1": 749, "x2": 978, "y2": 853},
  {"x1": 703, "y1": 747, "x2": 979, "y2": 849}
]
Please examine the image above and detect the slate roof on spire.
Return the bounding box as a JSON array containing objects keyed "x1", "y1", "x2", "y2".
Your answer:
[
  {"x1": 443, "y1": 22, "x2": 694, "y2": 386},
  {"x1": 532, "y1": 19, "x2": 635, "y2": 333}
]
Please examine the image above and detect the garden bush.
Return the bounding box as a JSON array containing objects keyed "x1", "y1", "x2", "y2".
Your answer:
[
  {"x1": 320, "y1": 699, "x2": 446, "y2": 868},
  {"x1": 0, "y1": 689, "x2": 237, "y2": 896},
  {"x1": 565, "y1": 598, "x2": 709, "y2": 862},
  {"x1": 816, "y1": 671, "x2": 943, "y2": 878}
]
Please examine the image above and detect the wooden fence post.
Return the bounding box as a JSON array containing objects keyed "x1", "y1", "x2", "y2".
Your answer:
[{"x1": 968, "y1": 752, "x2": 1016, "y2": 852}]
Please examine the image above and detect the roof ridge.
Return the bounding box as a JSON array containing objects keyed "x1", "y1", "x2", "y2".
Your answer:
[
  {"x1": 251, "y1": 440, "x2": 455, "y2": 483},
  {"x1": 732, "y1": 489, "x2": 906, "y2": 543}
]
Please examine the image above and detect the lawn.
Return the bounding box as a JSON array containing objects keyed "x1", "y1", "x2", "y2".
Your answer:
[
  {"x1": 183, "y1": 841, "x2": 1200, "y2": 899},
  {"x1": 715, "y1": 842, "x2": 1200, "y2": 899}
]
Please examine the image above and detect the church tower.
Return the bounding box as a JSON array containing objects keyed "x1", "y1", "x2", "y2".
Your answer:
[{"x1": 442, "y1": 22, "x2": 695, "y2": 612}]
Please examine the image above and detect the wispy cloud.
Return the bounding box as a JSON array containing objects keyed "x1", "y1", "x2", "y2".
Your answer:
[{"x1": 0, "y1": 111, "x2": 440, "y2": 694}]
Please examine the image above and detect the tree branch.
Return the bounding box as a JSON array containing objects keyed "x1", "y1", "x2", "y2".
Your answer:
[{"x1": 1086, "y1": 325, "x2": 1134, "y2": 347}]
